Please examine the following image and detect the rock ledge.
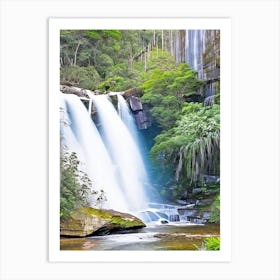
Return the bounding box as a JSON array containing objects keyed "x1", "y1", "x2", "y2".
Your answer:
[{"x1": 60, "y1": 207, "x2": 146, "y2": 237}]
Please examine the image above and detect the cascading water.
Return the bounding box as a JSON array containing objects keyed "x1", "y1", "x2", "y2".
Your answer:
[
  {"x1": 117, "y1": 94, "x2": 139, "y2": 145},
  {"x1": 91, "y1": 94, "x2": 148, "y2": 212},
  {"x1": 60, "y1": 95, "x2": 85, "y2": 163},
  {"x1": 60, "y1": 93, "x2": 129, "y2": 212},
  {"x1": 169, "y1": 30, "x2": 220, "y2": 98},
  {"x1": 60, "y1": 92, "x2": 207, "y2": 225},
  {"x1": 186, "y1": 30, "x2": 204, "y2": 80}
]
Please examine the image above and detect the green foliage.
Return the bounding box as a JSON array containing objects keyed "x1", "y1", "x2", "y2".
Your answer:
[
  {"x1": 60, "y1": 30, "x2": 122, "y2": 78},
  {"x1": 85, "y1": 30, "x2": 121, "y2": 41},
  {"x1": 95, "y1": 53, "x2": 114, "y2": 78},
  {"x1": 60, "y1": 150, "x2": 107, "y2": 218},
  {"x1": 60, "y1": 65, "x2": 101, "y2": 90},
  {"x1": 204, "y1": 237, "x2": 220, "y2": 250},
  {"x1": 215, "y1": 92, "x2": 220, "y2": 105},
  {"x1": 139, "y1": 51, "x2": 219, "y2": 186},
  {"x1": 141, "y1": 54, "x2": 204, "y2": 130},
  {"x1": 60, "y1": 151, "x2": 92, "y2": 218},
  {"x1": 194, "y1": 236, "x2": 220, "y2": 251},
  {"x1": 60, "y1": 30, "x2": 220, "y2": 214},
  {"x1": 151, "y1": 102, "x2": 220, "y2": 183},
  {"x1": 146, "y1": 50, "x2": 177, "y2": 72},
  {"x1": 97, "y1": 61, "x2": 145, "y2": 91},
  {"x1": 60, "y1": 29, "x2": 147, "y2": 88},
  {"x1": 209, "y1": 195, "x2": 220, "y2": 223}
]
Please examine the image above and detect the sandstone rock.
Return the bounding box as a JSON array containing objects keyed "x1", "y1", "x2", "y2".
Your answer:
[
  {"x1": 60, "y1": 207, "x2": 146, "y2": 237},
  {"x1": 123, "y1": 88, "x2": 143, "y2": 98}
]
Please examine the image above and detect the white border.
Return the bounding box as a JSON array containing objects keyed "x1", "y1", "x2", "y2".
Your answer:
[
  {"x1": 1, "y1": 0, "x2": 279, "y2": 279},
  {"x1": 49, "y1": 18, "x2": 231, "y2": 262}
]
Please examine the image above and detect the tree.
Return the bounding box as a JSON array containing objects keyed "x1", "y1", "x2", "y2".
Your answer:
[
  {"x1": 151, "y1": 103, "x2": 220, "y2": 184},
  {"x1": 60, "y1": 151, "x2": 92, "y2": 217},
  {"x1": 141, "y1": 51, "x2": 204, "y2": 130}
]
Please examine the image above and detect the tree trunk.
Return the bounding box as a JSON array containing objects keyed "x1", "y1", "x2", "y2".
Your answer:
[
  {"x1": 144, "y1": 51, "x2": 147, "y2": 72},
  {"x1": 162, "y1": 29, "x2": 164, "y2": 50},
  {"x1": 74, "y1": 40, "x2": 81, "y2": 66},
  {"x1": 129, "y1": 39, "x2": 134, "y2": 71},
  {"x1": 170, "y1": 30, "x2": 173, "y2": 56}
]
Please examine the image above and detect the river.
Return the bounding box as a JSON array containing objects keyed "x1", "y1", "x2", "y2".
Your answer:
[{"x1": 60, "y1": 223, "x2": 219, "y2": 251}]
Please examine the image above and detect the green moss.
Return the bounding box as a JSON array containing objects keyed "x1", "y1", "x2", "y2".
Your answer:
[
  {"x1": 111, "y1": 216, "x2": 144, "y2": 228},
  {"x1": 78, "y1": 207, "x2": 112, "y2": 219}
]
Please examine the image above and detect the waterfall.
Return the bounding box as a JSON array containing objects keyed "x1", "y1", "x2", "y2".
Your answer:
[
  {"x1": 60, "y1": 93, "x2": 129, "y2": 212},
  {"x1": 60, "y1": 95, "x2": 85, "y2": 163},
  {"x1": 166, "y1": 30, "x2": 220, "y2": 98},
  {"x1": 186, "y1": 30, "x2": 204, "y2": 80},
  {"x1": 91, "y1": 94, "x2": 148, "y2": 211},
  {"x1": 117, "y1": 94, "x2": 139, "y2": 144}
]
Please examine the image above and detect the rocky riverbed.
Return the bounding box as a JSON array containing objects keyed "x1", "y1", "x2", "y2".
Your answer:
[{"x1": 60, "y1": 223, "x2": 219, "y2": 250}]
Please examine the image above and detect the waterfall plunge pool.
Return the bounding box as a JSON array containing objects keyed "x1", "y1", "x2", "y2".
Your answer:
[{"x1": 60, "y1": 223, "x2": 219, "y2": 251}]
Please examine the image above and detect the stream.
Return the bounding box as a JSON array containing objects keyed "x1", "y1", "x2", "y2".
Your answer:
[{"x1": 60, "y1": 223, "x2": 219, "y2": 251}]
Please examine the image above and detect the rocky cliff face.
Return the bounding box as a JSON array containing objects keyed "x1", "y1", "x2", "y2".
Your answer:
[
  {"x1": 123, "y1": 88, "x2": 153, "y2": 130},
  {"x1": 203, "y1": 31, "x2": 220, "y2": 97},
  {"x1": 172, "y1": 30, "x2": 220, "y2": 98},
  {"x1": 128, "y1": 30, "x2": 220, "y2": 129}
]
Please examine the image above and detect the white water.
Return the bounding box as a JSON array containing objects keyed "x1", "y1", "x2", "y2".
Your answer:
[
  {"x1": 186, "y1": 30, "x2": 204, "y2": 79},
  {"x1": 91, "y1": 94, "x2": 148, "y2": 211},
  {"x1": 60, "y1": 95, "x2": 85, "y2": 163},
  {"x1": 60, "y1": 93, "x2": 207, "y2": 225},
  {"x1": 117, "y1": 94, "x2": 139, "y2": 145},
  {"x1": 60, "y1": 93, "x2": 129, "y2": 212}
]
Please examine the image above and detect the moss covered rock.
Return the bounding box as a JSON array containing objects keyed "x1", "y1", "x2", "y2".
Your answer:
[{"x1": 60, "y1": 207, "x2": 146, "y2": 237}]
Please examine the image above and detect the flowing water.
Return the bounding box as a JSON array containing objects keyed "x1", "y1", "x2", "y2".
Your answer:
[
  {"x1": 60, "y1": 95, "x2": 85, "y2": 162},
  {"x1": 91, "y1": 94, "x2": 148, "y2": 212},
  {"x1": 186, "y1": 30, "x2": 205, "y2": 80},
  {"x1": 60, "y1": 93, "x2": 219, "y2": 250},
  {"x1": 61, "y1": 93, "x2": 128, "y2": 212},
  {"x1": 61, "y1": 93, "x2": 149, "y2": 213},
  {"x1": 60, "y1": 223, "x2": 220, "y2": 251},
  {"x1": 117, "y1": 94, "x2": 139, "y2": 143}
]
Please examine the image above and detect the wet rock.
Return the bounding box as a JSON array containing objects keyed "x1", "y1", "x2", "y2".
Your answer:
[
  {"x1": 200, "y1": 174, "x2": 220, "y2": 184},
  {"x1": 134, "y1": 111, "x2": 149, "y2": 129},
  {"x1": 178, "y1": 209, "x2": 199, "y2": 217},
  {"x1": 153, "y1": 233, "x2": 169, "y2": 238},
  {"x1": 121, "y1": 93, "x2": 153, "y2": 129},
  {"x1": 184, "y1": 93, "x2": 203, "y2": 103},
  {"x1": 192, "y1": 188, "x2": 202, "y2": 194},
  {"x1": 60, "y1": 207, "x2": 146, "y2": 237},
  {"x1": 132, "y1": 104, "x2": 152, "y2": 129},
  {"x1": 176, "y1": 199, "x2": 187, "y2": 205},
  {"x1": 196, "y1": 199, "x2": 213, "y2": 206},
  {"x1": 129, "y1": 96, "x2": 143, "y2": 111}
]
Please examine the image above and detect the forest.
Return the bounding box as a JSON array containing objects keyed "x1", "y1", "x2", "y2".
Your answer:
[{"x1": 59, "y1": 29, "x2": 220, "y2": 250}]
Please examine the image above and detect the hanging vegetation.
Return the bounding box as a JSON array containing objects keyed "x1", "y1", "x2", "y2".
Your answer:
[{"x1": 150, "y1": 103, "x2": 220, "y2": 183}]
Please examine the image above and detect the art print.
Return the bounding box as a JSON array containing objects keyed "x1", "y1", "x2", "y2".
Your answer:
[{"x1": 49, "y1": 18, "x2": 231, "y2": 262}]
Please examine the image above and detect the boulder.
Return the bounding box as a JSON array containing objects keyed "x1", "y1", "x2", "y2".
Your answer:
[
  {"x1": 60, "y1": 207, "x2": 146, "y2": 237},
  {"x1": 123, "y1": 88, "x2": 143, "y2": 98},
  {"x1": 133, "y1": 104, "x2": 153, "y2": 129},
  {"x1": 128, "y1": 96, "x2": 143, "y2": 111}
]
